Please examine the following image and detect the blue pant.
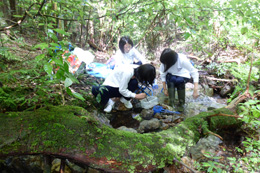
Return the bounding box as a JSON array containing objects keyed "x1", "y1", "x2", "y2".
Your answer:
[
  {"x1": 166, "y1": 73, "x2": 189, "y2": 90},
  {"x1": 92, "y1": 79, "x2": 138, "y2": 106}
]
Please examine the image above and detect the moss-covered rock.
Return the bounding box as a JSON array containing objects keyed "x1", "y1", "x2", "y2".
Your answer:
[{"x1": 0, "y1": 105, "x2": 241, "y2": 172}]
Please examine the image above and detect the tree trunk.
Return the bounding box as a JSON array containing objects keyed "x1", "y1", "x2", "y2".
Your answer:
[
  {"x1": 0, "y1": 105, "x2": 241, "y2": 172},
  {"x1": 9, "y1": 0, "x2": 16, "y2": 22}
]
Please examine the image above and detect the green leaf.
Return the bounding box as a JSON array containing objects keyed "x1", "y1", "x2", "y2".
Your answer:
[
  {"x1": 34, "y1": 43, "x2": 49, "y2": 50},
  {"x1": 35, "y1": 54, "x2": 45, "y2": 61},
  {"x1": 66, "y1": 73, "x2": 79, "y2": 83},
  {"x1": 183, "y1": 32, "x2": 191, "y2": 40},
  {"x1": 54, "y1": 29, "x2": 70, "y2": 36},
  {"x1": 52, "y1": 57, "x2": 63, "y2": 66},
  {"x1": 241, "y1": 27, "x2": 248, "y2": 35},
  {"x1": 44, "y1": 63, "x2": 53, "y2": 75},
  {"x1": 56, "y1": 69, "x2": 65, "y2": 80},
  {"x1": 72, "y1": 92, "x2": 85, "y2": 101},
  {"x1": 64, "y1": 78, "x2": 73, "y2": 88},
  {"x1": 50, "y1": 43, "x2": 61, "y2": 47},
  {"x1": 185, "y1": 17, "x2": 193, "y2": 25},
  {"x1": 66, "y1": 87, "x2": 73, "y2": 96},
  {"x1": 13, "y1": 15, "x2": 23, "y2": 18}
]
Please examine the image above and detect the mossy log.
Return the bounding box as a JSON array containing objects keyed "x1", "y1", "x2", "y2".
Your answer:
[{"x1": 0, "y1": 105, "x2": 241, "y2": 172}]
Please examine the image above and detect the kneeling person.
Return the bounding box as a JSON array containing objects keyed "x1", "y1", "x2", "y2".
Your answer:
[{"x1": 92, "y1": 64, "x2": 156, "y2": 113}]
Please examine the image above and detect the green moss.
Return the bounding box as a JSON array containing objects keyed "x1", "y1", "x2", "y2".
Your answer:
[{"x1": 0, "y1": 105, "x2": 242, "y2": 172}]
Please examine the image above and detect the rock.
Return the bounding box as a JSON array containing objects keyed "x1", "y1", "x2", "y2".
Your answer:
[
  {"x1": 220, "y1": 84, "x2": 234, "y2": 97},
  {"x1": 202, "y1": 84, "x2": 214, "y2": 97},
  {"x1": 138, "y1": 118, "x2": 161, "y2": 133},
  {"x1": 188, "y1": 135, "x2": 223, "y2": 161},
  {"x1": 117, "y1": 126, "x2": 138, "y2": 133},
  {"x1": 140, "y1": 109, "x2": 154, "y2": 120}
]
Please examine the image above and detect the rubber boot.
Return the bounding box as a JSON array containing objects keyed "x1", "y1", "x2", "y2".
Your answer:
[
  {"x1": 177, "y1": 89, "x2": 185, "y2": 112},
  {"x1": 167, "y1": 82, "x2": 175, "y2": 107}
]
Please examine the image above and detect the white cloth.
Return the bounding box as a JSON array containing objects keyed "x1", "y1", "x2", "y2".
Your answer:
[
  {"x1": 159, "y1": 53, "x2": 199, "y2": 83},
  {"x1": 103, "y1": 65, "x2": 137, "y2": 98},
  {"x1": 73, "y1": 47, "x2": 94, "y2": 65},
  {"x1": 113, "y1": 47, "x2": 146, "y2": 68}
]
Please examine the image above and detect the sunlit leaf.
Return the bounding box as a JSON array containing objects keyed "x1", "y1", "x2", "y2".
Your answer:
[
  {"x1": 241, "y1": 27, "x2": 248, "y2": 35},
  {"x1": 72, "y1": 92, "x2": 85, "y2": 101},
  {"x1": 183, "y1": 32, "x2": 191, "y2": 40},
  {"x1": 44, "y1": 63, "x2": 53, "y2": 75},
  {"x1": 64, "y1": 78, "x2": 73, "y2": 88},
  {"x1": 35, "y1": 54, "x2": 45, "y2": 61},
  {"x1": 34, "y1": 43, "x2": 49, "y2": 50},
  {"x1": 54, "y1": 29, "x2": 70, "y2": 36}
]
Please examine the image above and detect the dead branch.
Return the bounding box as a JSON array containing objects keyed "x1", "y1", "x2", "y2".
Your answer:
[
  {"x1": 206, "y1": 131, "x2": 223, "y2": 141},
  {"x1": 206, "y1": 76, "x2": 237, "y2": 83},
  {"x1": 188, "y1": 55, "x2": 202, "y2": 61},
  {"x1": 173, "y1": 158, "x2": 198, "y2": 173},
  {"x1": 217, "y1": 59, "x2": 241, "y2": 65},
  {"x1": 226, "y1": 92, "x2": 251, "y2": 111},
  {"x1": 87, "y1": 40, "x2": 103, "y2": 51}
]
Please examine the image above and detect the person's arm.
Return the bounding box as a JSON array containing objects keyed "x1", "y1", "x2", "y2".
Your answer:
[
  {"x1": 159, "y1": 64, "x2": 168, "y2": 96},
  {"x1": 135, "y1": 93, "x2": 147, "y2": 100},
  {"x1": 182, "y1": 56, "x2": 199, "y2": 99},
  {"x1": 193, "y1": 82, "x2": 199, "y2": 99},
  {"x1": 118, "y1": 70, "x2": 136, "y2": 98},
  {"x1": 162, "y1": 81, "x2": 168, "y2": 96},
  {"x1": 132, "y1": 48, "x2": 146, "y2": 64}
]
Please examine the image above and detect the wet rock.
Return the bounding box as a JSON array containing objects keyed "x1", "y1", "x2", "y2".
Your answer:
[
  {"x1": 202, "y1": 84, "x2": 214, "y2": 97},
  {"x1": 138, "y1": 118, "x2": 161, "y2": 133},
  {"x1": 188, "y1": 135, "x2": 223, "y2": 161},
  {"x1": 172, "y1": 115, "x2": 183, "y2": 123},
  {"x1": 0, "y1": 156, "x2": 44, "y2": 173},
  {"x1": 161, "y1": 123, "x2": 169, "y2": 130},
  {"x1": 185, "y1": 93, "x2": 226, "y2": 118},
  {"x1": 220, "y1": 84, "x2": 234, "y2": 97},
  {"x1": 117, "y1": 126, "x2": 138, "y2": 133},
  {"x1": 94, "y1": 111, "x2": 112, "y2": 127},
  {"x1": 140, "y1": 109, "x2": 154, "y2": 120},
  {"x1": 161, "y1": 116, "x2": 173, "y2": 123}
]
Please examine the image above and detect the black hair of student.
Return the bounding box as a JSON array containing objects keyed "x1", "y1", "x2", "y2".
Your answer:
[
  {"x1": 160, "y1": 48, "x2": 178, "y2": 72},
  {"x1": 134, "y1": 64, "x2": 156, "y2": 86},
  {"x1": 119, "y1": 36, "x2": 134, "y2": 53}
]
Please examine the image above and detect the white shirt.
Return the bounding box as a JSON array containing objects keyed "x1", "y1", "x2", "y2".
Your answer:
[
  {"x1": 114, "y1": 47, "x2": 146, "y2": 68},
  {"x1": 103, "y1": 65, "x2": 137, "y2": 98},
  {"x1": 159, "y1": 53, "x2": 199, "y2": 83}
]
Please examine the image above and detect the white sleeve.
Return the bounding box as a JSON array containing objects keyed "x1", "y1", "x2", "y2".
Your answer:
[
  {"x1": 132, "y1": 48, "x2": 146, "y2": 64},
  {"x1": 114, "y1": 50, "x2": 124, "y2": 68},
  {"x1": 182, "y1": 58, "x2": 199, "y2": 83},
  {"x1": 159, "y1": 64, "x2": 167, "y2": 82},
  {"x1": 118, "y1": 70, "x2": 136, "y2": 98}
]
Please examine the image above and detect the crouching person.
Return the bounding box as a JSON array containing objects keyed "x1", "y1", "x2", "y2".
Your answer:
[
  {"x1": 92, "y1": 64, "x2": 156, "y2": 113},
  {"x1": 159, "y1": 48, "x2": 199, "y2": 112}
]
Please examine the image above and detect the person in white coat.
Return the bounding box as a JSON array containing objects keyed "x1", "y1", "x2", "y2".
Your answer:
[
  {"x1": 92, "y1": 64, "x2": 156, "y2": 113},
  {"x1": 110, "y1": 36, "x2": 146, "y2": 69},
  {"x1": 159, "y1": 48, "x2": 199, "y2": 111}
]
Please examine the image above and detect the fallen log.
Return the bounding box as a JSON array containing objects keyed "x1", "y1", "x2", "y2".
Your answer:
[{"x1": 0, "y1": 105, "x2": 241, "y2": 172}]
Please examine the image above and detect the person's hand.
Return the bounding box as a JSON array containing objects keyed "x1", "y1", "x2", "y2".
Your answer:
[
  {"x1": 163, "y1": 88, "x2": 169, "y2": 96},
  {"x1": 135, "y1": 93, "x2": 147, "y2": 100},
  {"x1": 193, "y1": 90, "x2": 199, "y2": 99}
]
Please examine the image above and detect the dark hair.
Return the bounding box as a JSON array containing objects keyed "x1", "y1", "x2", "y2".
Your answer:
[
  {"x1": 134, "y1": 64, "x2": 156, "y2": 86},
  {"x1": 160, "y1": 48, "x2": 178, "y2": 72},
  {"x1": 119, "y1": 36, "x2": 134, "y2": 53}
]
